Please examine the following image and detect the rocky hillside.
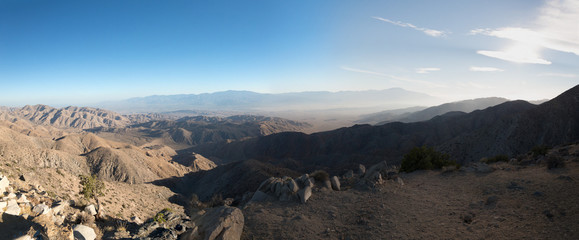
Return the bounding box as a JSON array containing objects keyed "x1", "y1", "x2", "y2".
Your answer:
[
  {"x1": 91, "y1": 115, "x2": 310, "y2": 150},
  {"x1": 0, "y1": 119, "x2": 190, "y2": 184},
  {"x1": 3, "y1": 105, "x2": 131, "y2": 129}
]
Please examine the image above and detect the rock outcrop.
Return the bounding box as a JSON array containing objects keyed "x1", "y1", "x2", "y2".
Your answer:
[{"x1": 182, "y1": 206, "x2": 244, "y2": 240}]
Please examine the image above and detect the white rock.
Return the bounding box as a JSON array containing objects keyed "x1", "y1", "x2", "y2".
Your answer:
[
  {"x1": 330, "y1": 176, "x2": 341, "y2": 191},
  {"x1": 51, "y1": 200, "x2": 69, "y2": 215},
  {"x1": 13, "y1": 235, "x2": 33, "y2": 240},
  {"x1": 0, "y1": 176, "x2": 9, "y2": 193},
  {"x1": 32, "y1": 203, "x2": 50, "y2": 216},
  {"x1": 5, "y1": 199, "x2": 21, "y2": 215},
  {"x1": 298, "y1": 186, "x2": 312, "y2": 203},
  {"x1": 85, "y1": 204, "x2": 97, "y2": 216},
  {"x1": 73, "y1": 224, "x2": 96, "y2": 240},
  {"x1": 7, "y1": 192, "x2": 16, "y2": 199},
  {"x1": 16, "y1": 194, "x2": 29, "y2": 203},
  {"x1": 131, "y1": 216, "x2": 143, "y2": 225}
]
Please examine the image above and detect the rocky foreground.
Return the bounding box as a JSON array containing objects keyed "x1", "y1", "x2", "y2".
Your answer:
[{"x1": 1, "y1": 143, "x2": 578, "y2": 239}]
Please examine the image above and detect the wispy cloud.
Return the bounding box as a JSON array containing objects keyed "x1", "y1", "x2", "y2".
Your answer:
[
  {"x1": 373, "y1": 17, "x2": 448, "y2": 37},
  {"x1": 416, "y1": 67, "x2": 441, "y2": 74},
  {"x1": 470, "y1": 0, "x2": 579, "y2": 64},
  {"x1": 340, "y1": 66, "x2": 389, "y2": 77},
  {"x1": 469, "y1": 66, "x2": 505, "y2": 72},
  {"x1": 538, "y1": 72, "x2": 577, "y2": 78},
  {"x1": 341, "y1": 66, "x2": 447, "y2": 88}
]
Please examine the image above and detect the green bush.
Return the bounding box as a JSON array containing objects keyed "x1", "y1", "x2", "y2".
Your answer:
[
  {"x1": 531, "y1": 145, "x2": 550, "y2": 157},
  {"x1": 483, "y1": 154, "x2": 510, "y2": 164},
  {"x1": 154, "y1": 212, "x2": 167, "y2": 223},
  {"x1": 400, "y1": 146, "x2": 458, "y2": 173},
  {"x1": 79, "y1": 174, "x2": 105, "y2": 200}
]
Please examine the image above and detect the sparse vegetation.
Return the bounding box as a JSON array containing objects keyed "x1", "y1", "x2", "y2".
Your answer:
[
  {"x1": 79, "y1": 174, "x2": 105, "y2": 200},
  {"x1": 547, "y1": 156, "x2": 565, "y2": 169},
  {"x1": 482, "y1": 154, "x2": 510, "y2": 164},
  {"x1": 400, "y1": 146, "x2": 458, "y2": 173},
  {"x1": 310, "y1": 170, "x2": 330, "y2": 182},
  {"x1": 207, "y1": 193, "x2": 224, "y2": 208},
  {"x1": 532, "y1": 145, "x2": 551, "y2": 157}
]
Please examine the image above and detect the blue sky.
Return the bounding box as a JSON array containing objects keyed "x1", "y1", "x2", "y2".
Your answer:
[{"x1": 0, "y1": 0, "x2": 578, "y2": 106}]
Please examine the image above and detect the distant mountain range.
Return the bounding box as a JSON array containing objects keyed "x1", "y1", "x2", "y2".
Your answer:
[
  {"x1": 357, "y1": 97, "x2": 510, "y2": 125},
  {"x1": 95, "y1": 88, "x2": 442, "y2": 114},
  {"x1": 192, "y1": 85, "x2": 579, "y2": 175}
]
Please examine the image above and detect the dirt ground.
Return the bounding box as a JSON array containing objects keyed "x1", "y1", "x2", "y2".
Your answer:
[{"x1": 242, "y1": 161, "x2": 579, "y2": 240}]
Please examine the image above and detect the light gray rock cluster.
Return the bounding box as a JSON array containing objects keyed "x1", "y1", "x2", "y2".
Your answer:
[
  {"x1": 342, "y1": 161, "x2": 404, "y2": 188},
  {"x1": 251, "y1": 173, "x2": 342, "y2": 204},
  {"x1": 0, "y1": 175, "x2": 90, "y2": 239},
  {"x1": 251, "y1": 176, "x2": 300, "y2": 203}
]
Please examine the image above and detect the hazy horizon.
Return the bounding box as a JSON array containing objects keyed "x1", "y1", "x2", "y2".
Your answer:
[{"x1": 1, "y1": 0, "x2": 578, "y2": 106}]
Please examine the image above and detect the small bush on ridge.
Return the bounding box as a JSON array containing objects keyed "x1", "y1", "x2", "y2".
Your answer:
[{"x1": 400, "y1": 146, "x2": 458, "y2": 173}]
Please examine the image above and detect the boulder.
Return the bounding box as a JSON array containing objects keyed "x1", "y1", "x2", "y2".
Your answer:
[
  {"x1": 0, "y1": 175, "x2": 9, "y2": 193},
  {"x1": 358, "y1": 164, "x2": 366, "y2": 175},
  {"x1": 323, "y1": 180, "x2": 332, "y2": 189},
  {"x1": 273, "y1": 182, "x2": 283, "y2": 197},
  {"x1": 250, "y1": 190, "x2": 272, "y2": 203},
  {"x1": 131, "y1": 216, "x2": 143, "y2": 225},
  {"x1": 257, "y1": 177, "x2": 275, "y2": 192},
  {"x1": 51, "y1": 200, "x2": 69, "y2": 215},
  {"x1": 73, "y1": 224, "x2": 97, "y2": 240},
  {"x1": 13, "y1": 235, "x2": 33, "y2": 240},
  {"x1": 5, "y1": 199, "x2": 21, "y2": 215},
  {"x1": 182, "y1": 206, "x2": 244, "y2": 240},
  {"x1": 287, "y1": 179, "x2": 299, "y2": 193},
  {"x1": 84, "y1": 204, "x2": 97, "y2": 216},
  {"x1": 364, "y1": 161, "x2": 388, "y2": 179},
  {"x1": 16, "y1": 194, "x2": 29, "y2": 203},
  {"x1": 330, "y1": 176, "x2": 341, "y2": 191},
  {"x1": 298, "y1": 186, "x2": 312, "y2": 203},
  {"x1": 32, "y1": 203, "x2": 50, "y2": 216}
]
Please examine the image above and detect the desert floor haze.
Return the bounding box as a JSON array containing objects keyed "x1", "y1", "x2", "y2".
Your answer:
[{"x1": 0, "y1": 84, "x2": 577, "y2": 239}]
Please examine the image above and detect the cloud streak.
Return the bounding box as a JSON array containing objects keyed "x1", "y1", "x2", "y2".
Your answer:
[
  {"x1": 341, "y1": 66, "x2": 447, "y2": 88},
  {"x1": 373, "y1": 17, "x2": 448, "y2": 37},
  {"x1": 469, "y1": 66, "x2": 505, "y2": 72},
  {"x1": 471, "y1": 0, "x2": 579, "y2": 64},
  {"x1": 416, "y1": 68, "x2": 440, "y2": 74},
  {"x1": 538, "y1": 72, "x2": 577, "y2": 78}
]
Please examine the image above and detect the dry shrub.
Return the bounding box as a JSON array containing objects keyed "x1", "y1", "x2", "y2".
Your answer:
[{"x1": 310, "y1": 170, "x2": 329, "y2": 182}]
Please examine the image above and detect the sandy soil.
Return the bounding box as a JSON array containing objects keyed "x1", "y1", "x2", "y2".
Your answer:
[{"x1": 242, "y1": 161, "x2": 579, "y2": 239}]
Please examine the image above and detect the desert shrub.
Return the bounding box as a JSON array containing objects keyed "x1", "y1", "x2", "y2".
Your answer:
[
  {"x1": 188, "y1": 194, "x2": 205, "y2": 210},
  {"x1": 153, "y1": 208, "x2": 173, "y2": 223},
  {"x1": 547, "y1": 156, "x2": 565, "y2": 169},
  {"x1": 483, "y1": 154, "x2": 509, "y2": 164},
  {"x1": 78, "y1": 211, "x2": 95, "y2": 225},
  {"x1": 206, "y1": 193, "x2": 223, "y2": 208},
  {"x1": 79, "y1": 174, "x2": 105, "y2": 200},
  {"x1": 532, "y1": 145, "x2": 550, "y2": 157},
  {"x1": 400, "y1": 146, "x2": 458, "y2": 173},
  {"x1": 310, "y1": 170, "x2": 330, "y2": 182},
  {"x1": 153, "y1": 212, "x2": 167, "y2": 223}
]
